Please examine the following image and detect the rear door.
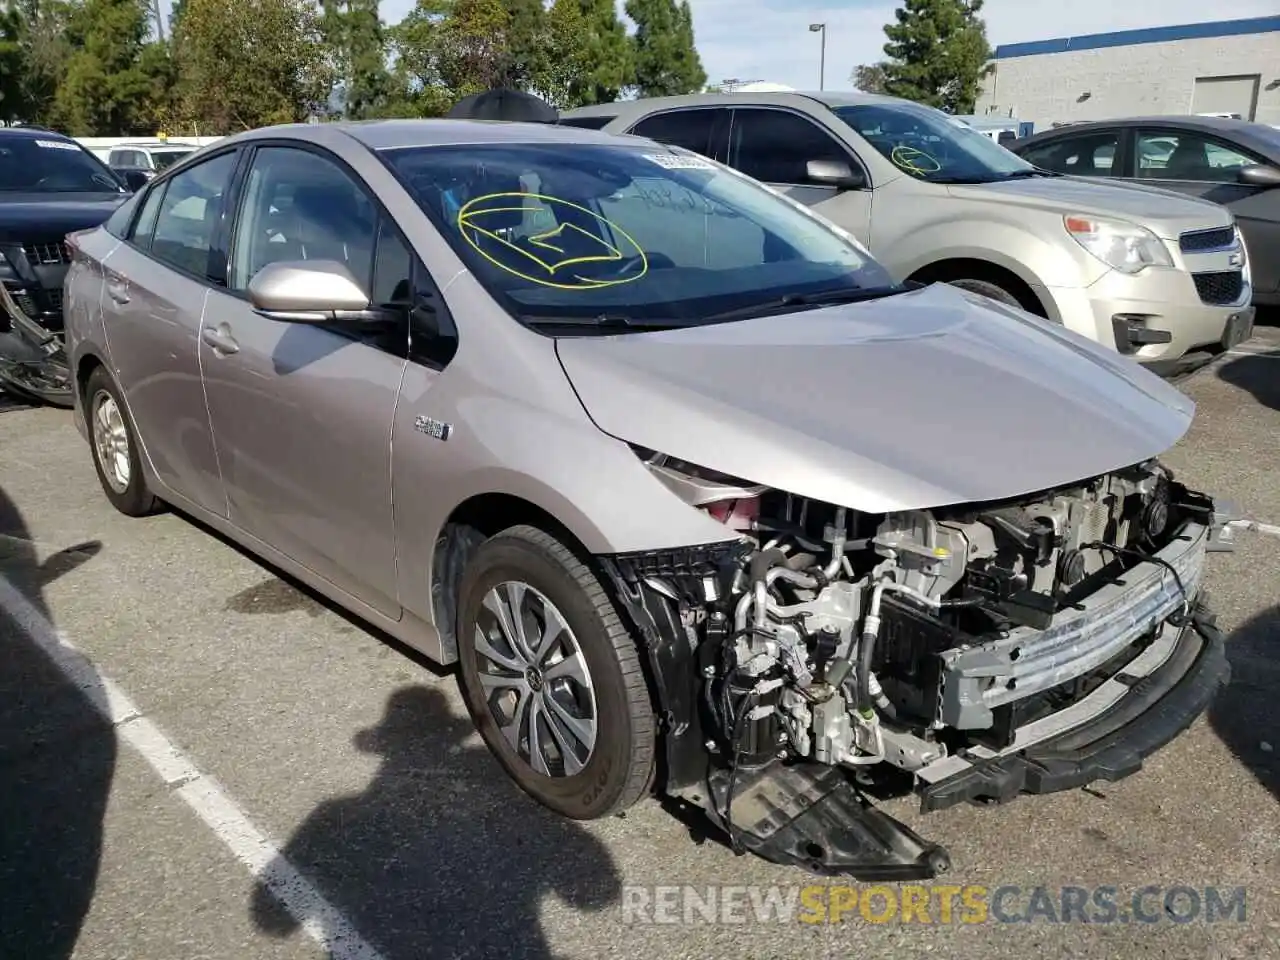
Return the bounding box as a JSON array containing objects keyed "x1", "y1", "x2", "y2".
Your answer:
[
  {"x1": 96, "y1": 147, "x2": 240, "y2": 515},
  {"x1": 725, "y1": 106, "x2": 874, "y2": 244}
]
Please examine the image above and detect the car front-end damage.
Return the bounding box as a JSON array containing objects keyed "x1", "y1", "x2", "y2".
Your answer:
[
  {"x1": 548, "y1": 284, "x2": 1252, "y2": 879},
  {"x1": 597, "y1": 453, "x2": 1237, "y2": 879}
]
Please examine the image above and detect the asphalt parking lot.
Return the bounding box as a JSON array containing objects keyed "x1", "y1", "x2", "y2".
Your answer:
[{"x1": 2, "y1": 325, "x2": 1280, "y2": 960}]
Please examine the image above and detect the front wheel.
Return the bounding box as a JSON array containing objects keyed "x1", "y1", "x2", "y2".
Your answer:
[
  {"x1": 946, "y1": 277, "x2": 1025, "y2": 309},
  {"x1": 455, "y1": 525, "x2": 656, "y2": 820}
]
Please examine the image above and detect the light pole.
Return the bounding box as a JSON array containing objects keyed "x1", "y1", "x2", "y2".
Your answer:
[{"x1": 809, "y1": 23, "x2": 826, "y2": 90}]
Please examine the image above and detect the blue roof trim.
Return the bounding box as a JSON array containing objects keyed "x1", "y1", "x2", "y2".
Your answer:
[{"x1": 994, "y1": 15, "x2": 1280, "y2": 59}]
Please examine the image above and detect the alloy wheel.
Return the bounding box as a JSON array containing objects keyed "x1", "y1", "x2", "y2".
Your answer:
[
  {"x1": 91, "y1": 389, "x2": 131, "y2": 493},
  {"x1": 473, "y1": 580, "x2": 599, "y2": 778}
]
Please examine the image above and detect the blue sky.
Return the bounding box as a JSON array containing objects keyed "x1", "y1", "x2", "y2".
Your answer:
[{"x1": 378, "y1": 1, "x2": 1280, "y2": 92}]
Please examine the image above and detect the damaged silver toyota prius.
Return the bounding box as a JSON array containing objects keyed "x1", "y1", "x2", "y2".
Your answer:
[{"x1": 65, "y1": 119, "x2": 1239, "y2": 878}]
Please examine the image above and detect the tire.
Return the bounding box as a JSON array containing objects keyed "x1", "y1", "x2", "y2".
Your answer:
[
  {"x1": 84, "y1": 366, "x2": 159, "y2": 517},
  {"x1": 946, "y1": 277, "x2": 1025, "y2": 309},
  {"x1": 455, "y1": 524, "x2": 655, "y2": 820}
]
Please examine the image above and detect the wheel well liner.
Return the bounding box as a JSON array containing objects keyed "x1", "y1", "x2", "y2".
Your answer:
[
  {"x1": 908, "y1": 258, "x2": 1048, "y2": 317},
  {"x1": 76, "y1": 353, "x2": 104, "y2": 401},
  {"x1": 431, "y1": 493, "x2": 592, "y2": 662}
]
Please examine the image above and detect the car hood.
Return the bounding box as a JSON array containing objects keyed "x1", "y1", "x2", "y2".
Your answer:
[
  {"x1": 948, "y1": 176, "x2": 1232, "y2": 239},
  {"x1": 0, "y1": 193, "x2": 127, "y2": 242},
  {"x1": 554, "y1": 284, "x2": 1194, "y2": 514}
]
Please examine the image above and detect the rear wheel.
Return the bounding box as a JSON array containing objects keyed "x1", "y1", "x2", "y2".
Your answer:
[
  {"x1": 455, "y1": 525, "x2": 655, "y2": 819},
  {"x1": 85, "y1": 366, "x2": 159, "y2": 517}
]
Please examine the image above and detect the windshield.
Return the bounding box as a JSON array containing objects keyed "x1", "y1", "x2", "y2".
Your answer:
[
  {"x1": 381, "y1": 142, "x2": 900, "y2": 330},
  {"x1": 152, "y1": 149, "x2": 193, "y2": 171},
  {"x1": 833, "y1": 103, "x2": 1037, "y2": 184},
  {"x1": 0, "y1": 136, "x2": 125, "y2": 193}
]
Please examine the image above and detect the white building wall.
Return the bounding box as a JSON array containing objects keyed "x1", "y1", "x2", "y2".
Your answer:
[{"x1": 975, "y1": 32, "x2": 1280, "y2": 131}]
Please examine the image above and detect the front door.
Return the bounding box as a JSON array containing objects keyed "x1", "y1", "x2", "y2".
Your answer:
[
  {"x1": 1132, "y1": 128, "x2": 1280, "y2": 300},
  {"x1": 199, "y1": 143, "x2": 406, "y2": 617},
  {"x1": 726, "y1": 107, "x2": 874, "y2": 245},
  {"x1": 96, "y1": 148, "x2": 240, "y2": 514}
]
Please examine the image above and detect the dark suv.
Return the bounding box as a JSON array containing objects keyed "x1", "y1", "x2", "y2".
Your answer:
[{"x1": 0, "y1": 126, "x2": 129, "y2": 404}]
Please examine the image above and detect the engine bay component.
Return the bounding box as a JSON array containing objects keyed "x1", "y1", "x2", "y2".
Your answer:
[{"x1": 601, "y1": 455, "x2": 1235, "y2": 880}]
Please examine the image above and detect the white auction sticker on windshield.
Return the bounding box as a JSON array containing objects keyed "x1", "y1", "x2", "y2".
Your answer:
[
  {"x1": 35, "y1": 139, "x2": 79, "y2": 151},
  {"x1": 644, "y1": 153, "x2": 716, "y2": 170}
]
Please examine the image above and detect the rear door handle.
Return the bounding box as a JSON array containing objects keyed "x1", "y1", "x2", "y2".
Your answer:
[
  {"x1": 201, "y1": 325, "x2": 239, "y2": 355},
  {"x1": 106, "y1": 279, "x2": 130, "y2": 304}
]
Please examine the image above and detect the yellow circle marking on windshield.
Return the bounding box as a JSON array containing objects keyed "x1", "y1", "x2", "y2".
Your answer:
[
  {"x1": 456, "y1": 192, "x2": 649, "y2": 290},
  {"x1": 889, "y1": 145, "x2": 942, "y2": 176}
]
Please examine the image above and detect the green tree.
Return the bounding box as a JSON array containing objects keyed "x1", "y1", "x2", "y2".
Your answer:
[
  {"x1": 527, "y1": 0, "x2": 591, "y2": 108},
  {"x1": 172, "y1": 0, "x2": 332, "y2": 132},
  {"x1": 51, "y1": 0, "x2": 160, "y2": 135},
  {"x1": 625, "y1": 0, "x2": 704, "y2": 98},
  {"x1": 567, "y1": 0, "x2": 629, "y2": 105},
  {"x1": 0, "y1": 5, "x2": 30, "y2": 124},
  {"x1": 392, "y1": 0, "x2": 508, "y2": 102},
  {"x1": 9, "y1": 0, "x2": 76, "y2": 125},
  {"x1": 850, "y1": 61, "x2": 887, "y2": 94},
  {"x1": 320, "y1": 0, "x2": 391, "y2": 118},
  {"x1": 880, "y1": 0, "x2": 991, "y2": 113},
  {"x1": 499, "y1": 0, "x2": 544, "y2": 89}
]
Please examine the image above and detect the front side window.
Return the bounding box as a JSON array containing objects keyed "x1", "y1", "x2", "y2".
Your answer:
[
  {"x1": 150, "y1": 150, "x2": 238, "y2": 277},
  {"x1": 229, "y1": 146, "x2": 377, "y2": 292},
  {"x1": 1137, "y1": 131, "x2": 1259, "y2": 182},
  {"x1": 381, "y1": 141, "x2": 898, "y2": 332},
  {"x1": 0, "y1": 136, "x2": 126, "y2": 194},
  {"x1": 1020, "y1": 132, "x2": 1121, "y2": 176},
  {"x1": 729, "y1": 109, "x2": 852, "y2": 185},
  {"x1": 833, "y1": 102, "x2": 1036, "y2": 184}
]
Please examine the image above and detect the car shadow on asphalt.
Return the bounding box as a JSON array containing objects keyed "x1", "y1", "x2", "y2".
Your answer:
[
  {"x1": 1215, "y1": 347, "x2": 1280, "y2": 412},
  {"x1": 249, "y1": 684, "x2": 623, "y2": 960},
  {"x1": 0, "y1": 485, "x2": 112, "y2": 960},
  {"x1": 1210, "y1": 605, "x2": 1280, "y2": 801}
]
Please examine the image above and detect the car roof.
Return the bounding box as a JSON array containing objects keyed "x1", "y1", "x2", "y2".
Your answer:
[
  {"x1": 114, "y1": 141, "x2": 196, "y2": 148},
  {"x1": 0, "y1": 126, "x2": 75, "y2": 141},
  {"x1": 560, "y1": 90, "x2": 917, "y2": 120},
  {"x1": 1016, "y1": 115, "x2": 1280, "y2": 159},
  {"x1": 210, "y1": 118, "x2": 650, "y2": 153}
]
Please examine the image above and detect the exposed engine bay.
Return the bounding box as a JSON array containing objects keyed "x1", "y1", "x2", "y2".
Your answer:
[{"x1": 599, "y1": 449, "x2": 1237, "y2": 880}]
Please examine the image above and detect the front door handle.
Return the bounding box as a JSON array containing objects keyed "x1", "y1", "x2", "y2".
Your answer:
[{"x1": 201, "y1": 325, "x2": 239, "y2": 355}]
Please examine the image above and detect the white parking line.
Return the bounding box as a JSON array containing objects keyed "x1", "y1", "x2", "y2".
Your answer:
[{"x1": 0, "y1": 574, "x2": 388, "y2": 960}]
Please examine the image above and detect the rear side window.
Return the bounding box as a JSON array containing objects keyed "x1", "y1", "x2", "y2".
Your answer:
[
  {"x1": 629, "y1": 109, "x2": 719, "y2": 156},
  {"x1": 148, "y1": 150, "x2": 238, "y2": 278},
  {"x1": 129, "y1": 184, "x2": 167, "y2": 247},
  {"x1": 558, "y1": 115, "x2": 614, "y2": 130},
  {"x1": 1020, "y1": 132, "x2": 1120, "y2": 176},
  {"x1": 102, "y1": 192, "x2": 142, "y2": 238}
]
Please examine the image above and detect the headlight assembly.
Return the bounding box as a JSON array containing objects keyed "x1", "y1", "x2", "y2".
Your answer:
[{"x1": 1063, "y1": 214, "x2": 1173, "y2": 274}]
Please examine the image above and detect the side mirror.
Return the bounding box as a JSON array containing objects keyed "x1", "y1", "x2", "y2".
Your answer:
[
  {"x1": 247, "y1": 260, "x2": 371, "y2": 322},
  {"x1": 1237, "y1": 163, "x2": 1280, "y2": 188},
  {"x1": 805, "y1": 159, "x2": 864, "y2": 190}
]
